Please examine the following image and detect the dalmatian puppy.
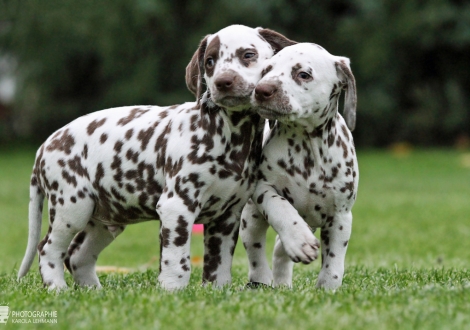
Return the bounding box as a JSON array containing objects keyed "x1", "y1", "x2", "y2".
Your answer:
[
  {"x1": 240, "y1": 43, "x2": 358, "y2": 289},
  {"x1": 17, "y1": 25, "x2": 296, "y2": 290}
]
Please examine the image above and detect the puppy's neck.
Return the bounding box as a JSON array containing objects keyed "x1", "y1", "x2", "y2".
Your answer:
[
  {"x1": 271, "y1": 106, "x2": 342, "y2": 165},
  {"x1": 199, "y1": 91, "x2": 262, "y2": 130},
  {"x1": 199, "y1": 91, "x2": 219, "y2": 112}
]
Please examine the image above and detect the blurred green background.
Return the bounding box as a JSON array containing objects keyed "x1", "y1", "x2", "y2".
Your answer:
[
  {"x1": 0, "y1": 6, "x2": 469, "y2": 326},
  {"x1": 0, "y1": 0, "x2": 469, "y2": 276},
  {"x1": 0, "y1": 0, "x2": 469, "y2": 147}
]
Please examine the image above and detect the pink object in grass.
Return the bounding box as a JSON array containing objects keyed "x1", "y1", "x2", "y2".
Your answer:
[{"x1": 192, "y1": 224, "x2": 204, "y2": 234}]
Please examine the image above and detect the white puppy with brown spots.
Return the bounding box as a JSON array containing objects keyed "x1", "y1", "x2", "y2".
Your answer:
[
  {"x1": 240, "y1": 43, "x2": 358, "y2": 289},
  {"x1": 17, "y1": 25, "x2": 296, "y2": 291}
]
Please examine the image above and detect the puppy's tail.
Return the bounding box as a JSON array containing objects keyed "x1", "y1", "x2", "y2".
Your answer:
[{"x1": 18, "y1": 174, "x2": 44, "y2": 279}]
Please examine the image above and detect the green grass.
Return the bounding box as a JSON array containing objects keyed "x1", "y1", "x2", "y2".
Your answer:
[{"x1": 1, "y1": 148, "x2": 470, "y2": 329}]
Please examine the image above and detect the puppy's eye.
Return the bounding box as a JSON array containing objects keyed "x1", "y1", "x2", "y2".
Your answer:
[
  {"x1": 298, "y1": 72, "x2": 311, "y2": 80},
  {"x1": 206, "y1": 57, "x2": 215, "y2": 68},
  {"x1": 244, "y1": 52, "x2": 256, "y2": 59}
]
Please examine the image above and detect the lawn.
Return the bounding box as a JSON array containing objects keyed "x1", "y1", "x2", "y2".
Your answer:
[{"x1": 0, "y1": 147, "x2": 469, "y2": 329}]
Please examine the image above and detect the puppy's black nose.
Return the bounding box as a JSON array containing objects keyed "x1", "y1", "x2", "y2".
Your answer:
[
  {"x1": 215, "y1": 75, "x2": 234, "y2": 92},
  {"x1": 254, "y1": 84, "x2": 277, "y2": 101}
]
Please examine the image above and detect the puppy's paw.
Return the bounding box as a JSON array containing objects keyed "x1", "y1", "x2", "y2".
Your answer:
[{"x1": 280, "y1": 224, "x2": 320, "y2": 264}]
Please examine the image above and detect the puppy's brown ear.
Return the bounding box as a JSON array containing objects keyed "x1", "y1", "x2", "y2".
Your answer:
[
  {"x1": 257, "y1": 28, "x2": 297, "y2": 54},
  {"x1": 335, "y1": 58, "x2": 357, "y2": 131},
  {"x1": 185, "y1": 35, "x2": 209, "y2": 99},
  {"x1": 185, "y1": 50, "x2": 199, "y2": 97}
]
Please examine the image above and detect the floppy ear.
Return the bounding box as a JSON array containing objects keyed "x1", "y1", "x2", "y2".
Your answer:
[
  {"x1": 185, "y1": 50, "x2": 199, "y2": 97},
  {"x1": 185, "y1": 35, "x2": 209, "y2": 100},
  {"x1": 257, "y1": 28, "x2": 297, "y2": 54},
  {"x1": 335, "y1": 58, "x2": 357, "y2": 131}
]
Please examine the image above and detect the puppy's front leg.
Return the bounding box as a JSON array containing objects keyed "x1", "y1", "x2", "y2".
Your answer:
[
  {"x1": 157, "y1": 195, "x2": 197, "y2": 290},
  {"x1": 253, "y1": 182, "x2": 320, "y2": 264}
]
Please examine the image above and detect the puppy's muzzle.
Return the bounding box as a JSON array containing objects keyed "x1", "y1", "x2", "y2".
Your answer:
[
  {"x1": 254, "y1": 83, "x2": 277, "y2": 102},
  {"x1": 215, "y1": 74, "x2": 234, "y2": 93}
]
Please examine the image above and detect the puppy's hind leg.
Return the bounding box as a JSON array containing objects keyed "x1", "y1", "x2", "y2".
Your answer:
[
  {"x1": 38, "y1": 198, "x2": 94, "y2": 290},
  {"x1": 66, "y1": 220, "x2": 126, "y2": 288},
  {"x1": 316, "y1": 212, "x2": 352, "y2": 290},
  {"x1": 240, "y1": 200, "x2": 273, "y2": 286},
  {"x1": 272, "y1": 235, "x2": 295, "y2": 287},
  {"x1": 202, "y1": 211, "x2": 241, "y2": 287}
]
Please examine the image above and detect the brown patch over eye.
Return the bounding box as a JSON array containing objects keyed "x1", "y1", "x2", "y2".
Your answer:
[
  {"x1": 291, "y1": 63, "x2": 302, "y2": 85},
  {"x1": 204, "y1": 36, "x2": 221, "y2": 77},
  {"x1": 291, "y1": 63, "x2": 313, "y2": 85},
  {"x1": 235, "y1": 48, "x2": 258, "y2": 67}
]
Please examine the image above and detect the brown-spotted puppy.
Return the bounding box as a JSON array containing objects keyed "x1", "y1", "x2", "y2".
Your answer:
[
  {"x1": 17, "y1": 25, "x2": 296, "y2": 290},
  {"x1": 240, "y1": 43, "x2": 358, "y2": 289}
]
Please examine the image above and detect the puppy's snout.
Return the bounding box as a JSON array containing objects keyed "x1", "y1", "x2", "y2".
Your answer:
[
  {"x1": 254, "y1": 84, "x2": 277, "y2": 102},
  {"x1": 215, "y1": 74, "x2": 234, "y2": 92}
]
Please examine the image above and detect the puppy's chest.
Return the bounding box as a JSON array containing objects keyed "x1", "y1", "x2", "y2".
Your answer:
[
  {"x1": 260, "y1": 133, "x2": 355, "y2": 226},
  {"x1": 202, "y1": 129, "x2": 260, "y2": 200},
  {"x1": 184, "y1": 115, "x2": 261, "y2": 220}
]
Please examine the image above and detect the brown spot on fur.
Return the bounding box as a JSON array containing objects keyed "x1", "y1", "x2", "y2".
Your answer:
[
  {"x1": 46, "y1": 129, "x2": 75, "y2": 155},
  {"x1": 114, "y1": 141, "x2": 123, "y2": 153},
  {"x1": 82, "y1": 144, "x2": 88, "y2": 159},
  {"x1": 100, "y1": 133, "x2": 108, "y2": 144},
  {"x1": 256, "y1": 192, "x2": 265, "y2": 204},
  {"x1": 138, "y1": 127, "x2": 155, "y2": 151},
  {"x1": 291, "y1": 63, "x2": 302, "y2": 85},
  {"x1": 67, "y1": 231, "x2": 87, "y2": 263},
  {"x1": 87, "y1": 118, "x2": 106, "y2": 135},
  {"x1": 125, "y1": 129, "x2": 134, "y2": 140},
  {"x1": 341, "y1": 125, "x2": 350, "y2": 141},
  {"x1": 67, "y1": 155, "x2": 89, "y2": 178},
  {"x1": 161, "y1": 226, "x2": 170, "y2": 248},
  {"x1": 173, "y1": 216, "x2": 189, "y2": 247},
  {"x1": 261, "y1": 65, "x2": 273, "y2": 77},
  {"x1": 117, "y1": 108, "x2": 149, "y2": 126},
  {"x1": 203, "y1": 236, "x2": 222, "y2": 282},
  {"x1": 61, "y1": 170, "x2": 77, "y2": 187}
]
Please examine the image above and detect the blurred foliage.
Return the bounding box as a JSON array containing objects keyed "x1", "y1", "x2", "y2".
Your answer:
[{"x1": 0, "y1": 0, "x2": 469, "y2": 146}]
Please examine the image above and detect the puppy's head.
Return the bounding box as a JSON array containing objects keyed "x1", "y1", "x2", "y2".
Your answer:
[
  {"x1": 185, "y1": 25, "x2": 296, "y2": 111},
  {"x1": 252, "y1": 43, "x2": 357, "y2": 130}
]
